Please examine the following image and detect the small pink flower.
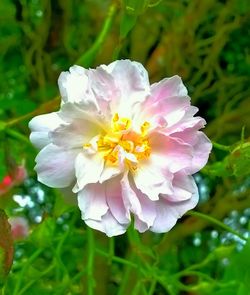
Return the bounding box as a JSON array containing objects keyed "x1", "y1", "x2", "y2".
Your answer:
[
  {"x1": 9, "y1": 217, "x2": 29, "y2": 240},
  {"x1": 29, "y1": 60, "x2": 212, "y2": 236}
]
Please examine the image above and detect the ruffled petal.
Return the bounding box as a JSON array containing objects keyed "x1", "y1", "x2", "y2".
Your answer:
[
  {"x1": 164, "y1": 172, "x2": 197, "y2": 202},
  {"x1": 105, "y1": 177, "x2": 131, "y2": 225},
  {"x1": 85, "y1": 210, "x2": 128, "y2": 237},
  {"x1": 35, "y1": 143, "x2": 77, "y2": 188},
  {"x1": 166, "y1": 106, "x2": 206, "y2": 135},
  {"x1": 73, "y1": 152, "x2": 104, "y2": 192},
  {"x1": 29, "y1": 112, "x2": 63, "y2": 149},
  {"x1": 78, "y1": 180, "x2": 130, "y2": 237},
  {"x1": 150, "y1": 76, "x2": 188, "y2": 103},
  {"x1": 133, "y1": 164, "x2": 173, "y2": 201},
  {"x1": 171, "y1": 130, "x2": 212, "y2": 174},
  {"x1": 150, "y1": 132, "x2": 193, "y2": 173},
  {"x1": 58, "y1": 65, "x2": 90, "y2": 104},
  {"x1": 121, "y1": 174, "x2": 156, "y2": 232},
  {"x1": 102, "y1": 60, "x2": 150, "y2": 117},
  {"x1": 77, "y1": 182, "x2": 109, "y2": 221},
  {"x1": 50, "y1": 118, "x2": 102, "y2": 149},
  {"x1": 150, "y1": 178, "x2": 199, "y2": 233}
]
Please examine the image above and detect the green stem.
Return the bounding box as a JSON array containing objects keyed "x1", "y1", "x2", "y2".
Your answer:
[
  {"x1": 95, "y1": 248, "x2": 138, "y2": 269},
  {"x1": 76, "y1": 3, "x2": 117, "y2": 67},
  {"x1": 87, "y1": 228, "x2": 95, "y2": 295},
  {"x1": 148, "y1": 279, "x2": 157, "y2": 295},
  {"x1": 5, "y1": 129, "x2": 32, "y2": 147},
  {"x1": 212, "y1": 141, "x2": 231, "y2": 152},
  {"x1": 187, "y1": 210, "x2": 247, "y2": 242},
  {"x1": 13, "y1": 248, "x2": 43, "y2": 295}
]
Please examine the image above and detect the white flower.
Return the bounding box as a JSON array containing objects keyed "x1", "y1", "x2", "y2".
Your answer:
[{"x1": 29, "y1": 60, "x2": 212, "y2": 237}]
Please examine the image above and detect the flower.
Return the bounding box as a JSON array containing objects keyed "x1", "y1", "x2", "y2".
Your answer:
[
  {"x1": 29, "y1": 60, "x2": 212, "y2": 237},
  {"x1": 9, "y1": 217, "x2": 29, "y2": 240}
]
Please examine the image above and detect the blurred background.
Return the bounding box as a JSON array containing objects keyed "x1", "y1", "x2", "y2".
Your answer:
[{"x1": 0, "y1": 0, "x2": 249, "y2": 294}]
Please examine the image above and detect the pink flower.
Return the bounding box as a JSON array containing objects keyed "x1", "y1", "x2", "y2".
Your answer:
[
  {"x1": 29, "y1": 60, "x2": 212, "y2": 236},
  {"x1": 9, "y1": 217, "x2": 29, "y2": 240}
]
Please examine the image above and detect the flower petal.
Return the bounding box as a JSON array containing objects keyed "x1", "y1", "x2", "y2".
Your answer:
[
  {"x1": 105, "y1": 177, "x2": 131, "y2": 225},
  {"x1": 133, "y1": 163, "x2": 173, "y2": 201},
  {"x1": 50, "y1": 119, "x2": 102, "y2": 149},
  {"x1": 58, "y1": 65, "x2": 90, "y2": 104},
  {"x1": 85, "y1": 210, "x2": 128, "y2": 237},
  {"x1": 150, "y1": 133, "x2": 193, "y2": 173},
  {"x1": 102, "y1": 60, "x2": 150, "y2": 117},
  {"x1": 29, "y1": 112, "x2": 63, "y2": 149},
  {"x1": 164, "y1": 172, "x2": 197, "y2": 202},
  {"x1": 73, "y1": 152, "x2": 104, "y2": 192},
  {"x1": 35, "y1": 144, "x2": 77, "y2": 188},
  {"x1": 150, "y1": 76, "x2": 188, "y2": 103},
  {"x1": 77, "y1": 182, "x2": 108, "y2": 221},
  {"x1": 171, "y1": 130, "x2": 212, "y2": 174},
  {"x1": 150, "y1": 178, "x2": 199, "y2": 233}
]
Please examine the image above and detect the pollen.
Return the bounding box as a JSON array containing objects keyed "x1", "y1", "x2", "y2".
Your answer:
[{"x1": 83, "y1": 114, "x2": 151, "y2": 170}]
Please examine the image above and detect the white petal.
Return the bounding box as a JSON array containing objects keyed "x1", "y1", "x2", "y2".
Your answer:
[
  {"x1": 85, "y1": 210, "x2": 128, "y2": 237},
  {"x1": 50, "y1": 119, "x2": 102, "y2": 149},
  {"x1": 58, "y1": 65, "x2": 90, "y2": 103},
  {"x1": 102, "y1": 60, "x2": 150, "y2": 117},
  {"x1": 73, "y1": 152, "x2": 104, "y2": 192},
  {"x1": 133, "y1": 164, "x2": 173, "y2": 201},
  {"x1": 77, "y1": 183, "x2": 108, "y2": 221},
  {"x1": 35, "y1": 144, "x2": 77, "y2": 188},
  {"x1": 29, "y1": 112, "x2": 63, "y2": 149}
]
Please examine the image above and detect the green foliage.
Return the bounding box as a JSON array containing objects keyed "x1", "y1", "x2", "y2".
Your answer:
[{"x1": 0, "y1": 0, "x2": 249, "y2": 294}]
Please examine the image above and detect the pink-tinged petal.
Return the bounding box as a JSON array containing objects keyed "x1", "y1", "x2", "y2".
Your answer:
[
  {"x1": 150, "y1": 76, "x2": 188, "y2": 103},
  {"x1": 133, "y1": 164, "x2": 173, "y2": 201},
  {"x1": 164, "y1": 172, "x2": 197, "y2": 202},
  {"x1": 50, "y1": 119, "x2": 102, "y2": 149},
  {"x1": 35, "y1": 144, "x2": 77, "y2": 188},
  {"x1": 166, "y1": 106, "x2": 206, "y2": 135},
  {"x1": 73, "y1": 152, "x2": 104, "y2": 192},
  {"x1": 85, "y1": 210, "x2": 128, "y2": 237},
  {"x1": 105, "y1": 177, "x2": 131, "y2": 225},
  {"x1": 128, "y1": 176, "x2": 157, "y2": 232},
  {"x1": 150, "y1": 179, "x2": 199, "y2": 233},
  {"x1": 58, "y1": 65, "x2": 90, "y2": 104},
  {"x1": 150, "y1": 133, "x2": 193, "y2": 173},
  {"x1": 188, "y1": 132, "x2": 212, "y2": 174},
  {"x1": 120, "y1": 173, "x2": 156, "y2": 231},
  {"x1": 29, "y1": 112, "x2": 64, "y2": 149},
  {"x1": 102, "y1": 60, "x2": 150, "y2": 117},
  {"x1": 77, "y1": 183, "x2": 108, "y2": 221}
]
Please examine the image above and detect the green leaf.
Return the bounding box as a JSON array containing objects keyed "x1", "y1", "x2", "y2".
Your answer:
[
  {"x1": 0, "y1": 210, "x2": 14, "y2": 285},
  {"x1": 229, "y1": 142, "x2": 250, "y2": 177}
]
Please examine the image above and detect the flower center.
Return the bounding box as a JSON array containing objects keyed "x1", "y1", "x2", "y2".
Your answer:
[{"x1": 84, "y1": 113, "x2": 151, "y2": 170}]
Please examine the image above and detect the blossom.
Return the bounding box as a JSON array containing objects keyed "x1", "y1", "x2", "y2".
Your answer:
[
  {"x1": 29, "y1": 60, "x2": 212, "y2": 237},
  {"x1": 9, "y1": 217, "x2": 29, "y2": 240}
]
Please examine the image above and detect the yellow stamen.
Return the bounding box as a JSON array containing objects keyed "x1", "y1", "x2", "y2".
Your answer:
[{"x1": 84, "y1": 114, "x2": 151, "y2": 169}]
